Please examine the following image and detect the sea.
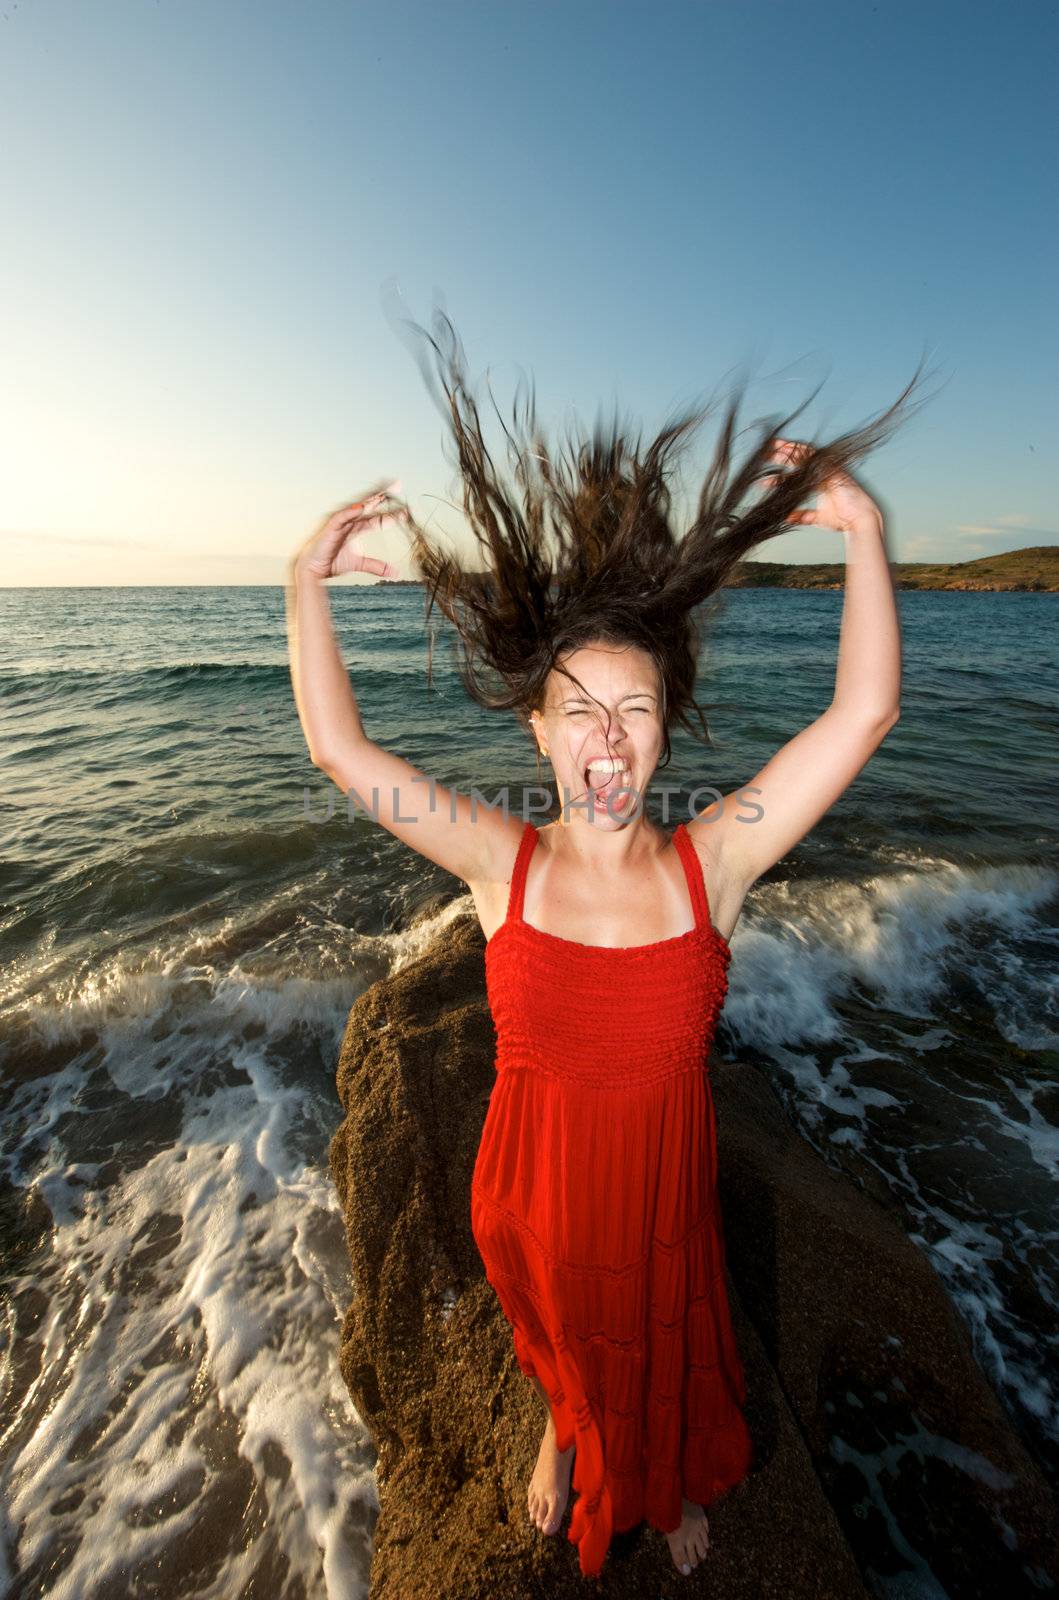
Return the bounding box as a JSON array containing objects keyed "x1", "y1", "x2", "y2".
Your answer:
[{"x1": 0, "y1": 582, "x2": 1056, "y2": 1598}]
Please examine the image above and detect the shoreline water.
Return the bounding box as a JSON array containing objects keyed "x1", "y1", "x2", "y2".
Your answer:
[{"x1": 1, "y1": 583, "x2": 1055, "y2": 1594}]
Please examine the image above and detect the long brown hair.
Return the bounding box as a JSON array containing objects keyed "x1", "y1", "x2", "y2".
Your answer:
[{"x1": 387, "y1": 298, "x2": 936, "y2": 774}]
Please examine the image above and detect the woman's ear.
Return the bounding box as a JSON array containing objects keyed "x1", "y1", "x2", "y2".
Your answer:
[{"x1": 529, "y1": 709, "x2": 549, "y2": 757}]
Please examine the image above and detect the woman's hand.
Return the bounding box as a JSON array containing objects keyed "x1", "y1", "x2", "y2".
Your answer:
[
  {"x1": 292, "y1": 479, "x2": 410, "y2": 581},
  {"x1": 765, "y1": 439, "x2": 883, "y2": 534}
]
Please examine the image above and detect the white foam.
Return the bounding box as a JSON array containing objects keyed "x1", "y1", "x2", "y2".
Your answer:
[
  {"x1": 2, "y1": 849, "x2": 1055, "y2": 1591},
  {"x1": 2, "y1": 966, "x2": 380, "y2": 1598},
  {"x1": 724, "y1": 856, "x2": 1058, "y2": 1047}
]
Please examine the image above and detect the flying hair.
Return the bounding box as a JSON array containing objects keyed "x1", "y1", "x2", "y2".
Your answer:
[{"x1": 382, "y1": 289, "x2": 939, "y2": 779}]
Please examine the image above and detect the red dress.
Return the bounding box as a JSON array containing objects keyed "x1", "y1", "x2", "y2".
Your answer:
[{"x1": 471, "y1": 820, "x2": 753, "y2": 1578}]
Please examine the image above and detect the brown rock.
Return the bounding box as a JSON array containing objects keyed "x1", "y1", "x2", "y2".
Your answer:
[{"x1": 329, "y1": 915, "x2": 1058, "y2": 1597}]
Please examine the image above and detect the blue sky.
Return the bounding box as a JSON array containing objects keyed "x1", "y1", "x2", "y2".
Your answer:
[{"x1": 1, "y1": 0, "x2": 1055, "y2": 585}]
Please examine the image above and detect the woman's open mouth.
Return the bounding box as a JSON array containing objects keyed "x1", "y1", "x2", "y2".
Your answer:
[{"x1": 584, "y1": 757, "x2": 633, "y2": 811}]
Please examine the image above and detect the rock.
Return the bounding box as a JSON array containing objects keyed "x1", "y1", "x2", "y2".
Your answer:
[{"x1": 328, "y1": 915, "x2": 1058, "y2": 1598}]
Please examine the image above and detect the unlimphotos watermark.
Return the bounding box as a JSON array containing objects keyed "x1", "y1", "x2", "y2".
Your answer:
[{"x1": 301, "y1": 779, "x2": 765, "y2": 827}]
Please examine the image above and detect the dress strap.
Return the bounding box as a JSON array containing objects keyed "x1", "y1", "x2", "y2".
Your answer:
[
  {"x1": 505, "y1": 820, "x2": 540, "y2": 925},
  {"x1": 673, "y1": 821, "x2": 710, "y2": 932}
]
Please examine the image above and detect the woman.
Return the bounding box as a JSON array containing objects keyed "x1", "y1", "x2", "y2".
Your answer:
[{"x1": 286, "y1": 310, "x2": 929, "y2": 1580}]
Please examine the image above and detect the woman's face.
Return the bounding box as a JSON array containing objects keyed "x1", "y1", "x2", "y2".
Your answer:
[{"x1": 530, "y1": 642, "x2": 665, "y2": 826}]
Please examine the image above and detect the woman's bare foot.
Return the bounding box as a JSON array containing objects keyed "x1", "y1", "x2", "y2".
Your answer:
[
  {"x1": 664, "y1": 1496, "x2": 710, "y2": 1574},
  {"x1": 527, "y1": 1413, "x2": 575, "y2": 1535}
]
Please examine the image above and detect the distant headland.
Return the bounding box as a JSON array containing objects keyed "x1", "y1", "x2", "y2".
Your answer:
[
  {"x1": 375, "y1": 546, "x2": 1058, "y2": 593},
  {"x1": 727, "y1": 545, "x2": 1058, "y2": 592}
]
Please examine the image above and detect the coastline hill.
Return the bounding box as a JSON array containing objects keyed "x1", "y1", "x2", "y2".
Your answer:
[
  {"x1": 376, "y1": 546, "x2": 1058, "y2": 593},
  {"x1": 729, "y1": 545, "x2": 1058, "y2": 592}
]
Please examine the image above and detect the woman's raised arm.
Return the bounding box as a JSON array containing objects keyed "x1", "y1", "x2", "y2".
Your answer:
[
  {"x1": 699, "y1": 439, "x2": 903, "y2": 891},
  {"x1": 285, "y1": 487, "x2": 515, "y2": 885}
]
